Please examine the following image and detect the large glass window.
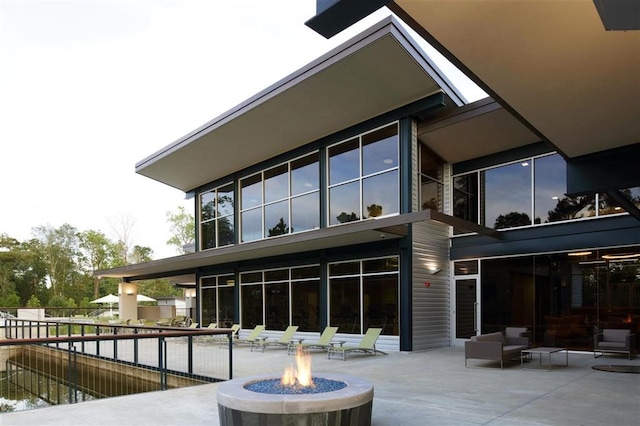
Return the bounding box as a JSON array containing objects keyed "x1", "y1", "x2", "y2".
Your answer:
[
  {"x1": 328, "y1": 256, "x2": 399, "y2": 335},
  {"x1": 479, "y1": 248, "x2": 640, "y2": 351},
  {"x1": 240, "y1": 265, "x2": 320, "y2": 331},
  {"x1": 199, "y1": 183, "x2": 235, "y2": 250},
  {"x1": 483, "y1": 161, "x2": 532, "y2": 229},
  {"x1": 240, "y1": 153, "x2": 319, "y2": 242},
  {"x1": 419, "y1": 144, "x2": 444, "y2": 211},
  {"x1": 451, "y1": 153, "x2": 627, "y2": 231},
  {"x1": 535, "y1": 154, "x2": 595, "y2": 222},
  {"x1": 328, "y1": 123, "x2": 399, "y2": 225},
  {"x1": 200, "y1": 274, "x2": 235, "y2": 328}
]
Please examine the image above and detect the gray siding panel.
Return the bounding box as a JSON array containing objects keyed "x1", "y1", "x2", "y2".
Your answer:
[{"x1": 412, "y1": 221, "x2": 451, "y2": 351}]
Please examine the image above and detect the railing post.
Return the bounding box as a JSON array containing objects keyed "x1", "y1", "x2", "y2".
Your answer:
[
  {"x1": 188, "y1": 335, "x2": 193, "y2": 374},
  {"x1": 159, "y1": 337, "x2": 167, "y2": 390},
  {"x1": 134, "y1": 336, "x2": 139, "y2": 365},
  {"x1": 68, "y1": 343, "x2": 78, "y2": 404},
  {"x1": 228, "y1": 333, "x2": 233, "y2": 380},
  {"x1": 96, "y1": 325, "x2": 100, "y2": 356},
  {"x1": 113, "y1": 327, "x2": 118, "y2": 360}
]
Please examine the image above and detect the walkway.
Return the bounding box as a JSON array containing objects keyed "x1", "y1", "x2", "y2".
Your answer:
[{"x1": 2, "y1": 346, "x2": 639, "y2": 425}]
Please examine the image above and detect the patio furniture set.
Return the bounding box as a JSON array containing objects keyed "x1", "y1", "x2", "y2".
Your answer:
[{"x1": 465, "y1": 327, "x2": 636, "y2": 370}]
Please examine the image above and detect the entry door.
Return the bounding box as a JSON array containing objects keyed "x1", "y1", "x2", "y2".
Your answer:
[{"x1": 454, "y1": 277, "x2": 480, "y2": 344}]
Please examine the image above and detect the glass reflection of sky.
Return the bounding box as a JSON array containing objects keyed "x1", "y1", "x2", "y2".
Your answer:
[
  {"x1": 484, "y1": 162, "x2": 531, "y2": 228},
  {"x1": 292, "y1": 161, "x2": 319, "y2": 195},
  {"x1": 291, "y1": 192, "x2": 319, "y2": 232},
  {"x1": 363, "y1": 136, "x2": 397, "y2": 176},
  {"x1": 362, "y1": 171, "x2": 398, "y2": 218},
  {"x1": 329, "y1": 182, "x2": 360, "y2": 225},
  {"x1": 329, "y1": 145, "x2": 359, "y2": 185},
  {"x1": 264, "y1": 170, "x2": 288, "y2": 203},
  {"x1": 534, "y1": 154, "x2": 566, "y2": 223},
  {"x1": 241, "y1": 208, "x2": 262, "y2": 242},
  {"x1": 241, "y1": 178, "x2": 262, "y2": 209}
]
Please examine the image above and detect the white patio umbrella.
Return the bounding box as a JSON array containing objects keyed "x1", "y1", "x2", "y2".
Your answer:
[
  {"x1": 136, "y1": 294, "x2": 156, "y2": 303},
  {"x1": 90, "y1": 293, "x2": 119, "y2": 316}
]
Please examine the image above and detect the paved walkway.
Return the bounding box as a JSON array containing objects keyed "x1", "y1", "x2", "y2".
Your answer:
[{"x1": 2, "y1": 346, "x2": 639, "y2": 425}]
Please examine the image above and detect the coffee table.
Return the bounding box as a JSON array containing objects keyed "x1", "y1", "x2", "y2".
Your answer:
[{"x1": 521, "y1": 347, "x2": 568, "y2": 371}]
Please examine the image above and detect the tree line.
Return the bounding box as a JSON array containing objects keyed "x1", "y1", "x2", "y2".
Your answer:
[{"x1": 0, "y1": 208, "x2": 195, "y2": 309}]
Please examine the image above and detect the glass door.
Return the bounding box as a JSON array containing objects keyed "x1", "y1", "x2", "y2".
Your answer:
[{"x1": 454, "y1": 277, "x2": 480, "y2": 344}]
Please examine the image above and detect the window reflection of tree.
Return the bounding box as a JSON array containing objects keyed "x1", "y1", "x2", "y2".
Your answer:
[
  {"x1": 366, "y1": 204, "x2": 382, "y2": 218},
  {"x1": 493, "y1": 212, "x2": 532, "y2": 229},
  {"x1": 547, "y1": 195, "x2": 596, "y2": 222},
  {"x1": 267, "y1": 218, "x2": 289, "y2": 237},
  {"x1": 336, "y1": 212, "x2": 359, "y2": 223}
]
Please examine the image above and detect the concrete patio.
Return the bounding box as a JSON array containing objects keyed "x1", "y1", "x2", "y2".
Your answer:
[{"x1": 2, "y1": 346, "x2": 639, "y2": 425}]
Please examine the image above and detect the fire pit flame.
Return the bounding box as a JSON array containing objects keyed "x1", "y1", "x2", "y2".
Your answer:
[{"x1": 281, "y1": 346, "x2": 314, "y2": 388}]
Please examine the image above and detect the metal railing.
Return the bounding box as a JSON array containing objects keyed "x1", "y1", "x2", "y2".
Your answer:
[{"x1": 1, "y1": 319, "x2": 234, "y2": 413}]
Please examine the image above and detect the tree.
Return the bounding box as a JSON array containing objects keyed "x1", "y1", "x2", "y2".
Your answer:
[
  {"x1": 336, "y1": 212, "x2": 359, "y2": 223},
  {"x1": 547, "y1": 195, "x2": 595, "y2": 222},
  {"x1": 0, "y1": 234, "x2": 20, "y2": 303},
  {"x1": 267, "y1": 218, "x2": 289, "y2": 237},
  {"x1": 366, "y1": 204, "x2": 383, "y2": 218},
  {"x1": 108, "y1": 212, "x2": 137, "y2": 264},
  {"x1": 130, "y1": 245, "x2": 153, "y2": 264},
  {"x1": 166, "y1": 206, "x2": 195, "y2": 254},
  {"x1": 31, "y1": 224, "x2": 81, "y2": 298},
  {"x1": 26, "y1": 295, "x2": 41, "y2": 307},
  {"x1": 493, "y1": 212, "x2": 531, "y2": 229},
  {"x1": 78, "y1": 230, "x2": 112, "y2": 298}
]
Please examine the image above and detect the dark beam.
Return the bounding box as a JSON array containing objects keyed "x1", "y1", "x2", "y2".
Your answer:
[
  {"x1": 566, "y1": 143, "x2": 640, "y2": 196},
  {"x1": 305, "y1": 0, "x2": 390, "y2": 38}
]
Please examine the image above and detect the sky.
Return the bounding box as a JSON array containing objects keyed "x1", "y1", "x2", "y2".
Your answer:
[{"x1": 0, "y1": 0, "x2": 485, "y2": 260}]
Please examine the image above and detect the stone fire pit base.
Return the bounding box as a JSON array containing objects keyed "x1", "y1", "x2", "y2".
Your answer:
[{"x1": 217, "y1": 373, "x2": 374, "y2": 426}]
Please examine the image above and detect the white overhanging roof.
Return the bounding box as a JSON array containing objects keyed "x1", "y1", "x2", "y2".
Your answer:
[{"x1": 135, "y1": 16, "x2": 465, "y2": 192}]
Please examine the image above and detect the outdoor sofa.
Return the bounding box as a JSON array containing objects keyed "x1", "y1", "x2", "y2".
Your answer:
[{"x1": 464, "y1": 328, "x2": 529, "y2": 369}]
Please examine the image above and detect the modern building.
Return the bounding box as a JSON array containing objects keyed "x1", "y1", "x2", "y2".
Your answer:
[{"x1": 97, "y1": 1, "x2": 640, "y2": 353}]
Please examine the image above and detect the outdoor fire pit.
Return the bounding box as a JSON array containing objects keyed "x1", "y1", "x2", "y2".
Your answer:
[{"x1": 217, "y1": 348, "x2": 374, "y2": 426}]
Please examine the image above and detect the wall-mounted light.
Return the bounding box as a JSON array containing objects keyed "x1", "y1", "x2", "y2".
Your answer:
[{"x1": 427, "y1": 267, "x2": 441, "y2": 275}]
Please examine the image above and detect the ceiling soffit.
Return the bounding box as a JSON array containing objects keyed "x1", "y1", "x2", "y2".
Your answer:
[
  {"x1": 136, "y1": 17, "x2": 456, "y2": 193},
  {"x1": 417, "y1": 98, "x2": 541, "y2": 164},
  {"x1": 391, "y1": 0, "x2": 640, "y2": 159}
]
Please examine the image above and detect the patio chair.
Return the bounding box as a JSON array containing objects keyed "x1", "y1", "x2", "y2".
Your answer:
[
  {"x1": 252, "y1": 325, "x2": 299, "y2": 352},
  {"x1": 288, "y1": 326, "x2": 338, "y2": 355},
  {"x1": 594, "y1": 328, "x2": 636, "y2": 360},
  {"x1": 236, "y1": 325, "x2": 266, "y2": 348},
  {"x1": 327, "y1": 328, "x2": 387, "y2": 361},
  {"x1": 196, "y1": 323, "x2": 218, "y2": 344},
  {"x1": 211, "y1": 323, "x2": 240, "y2": 346}
]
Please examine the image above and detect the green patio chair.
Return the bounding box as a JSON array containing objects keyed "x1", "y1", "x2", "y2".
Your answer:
[
  {"x1": 253, "y1": 325, "x2": 299, "y2": 352},
  {"x1": 288, "y1": 326, "x2": 338, "y2": 355},
  {"x1": 213, "y1": 323, "x2": 240, "y2": 346},
  {"x1": 236, "y1": 325, "x2": 266, "y2": 348},
  {"x1": 327, "y1": 328, "x2": 386, "y2": 361}
]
